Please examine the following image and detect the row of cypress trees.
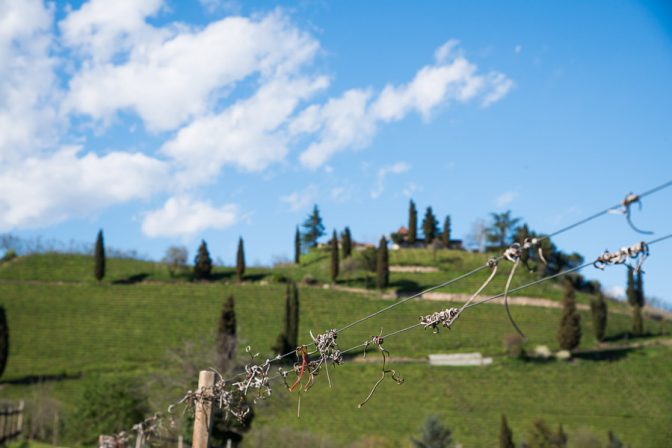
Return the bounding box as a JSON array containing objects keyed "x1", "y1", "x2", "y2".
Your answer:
[
  {"x1": 92, "y1": 230, "x2": 248, "y2": 283},
  {"x1": 193, "y1": 237, "x2": 246, "y2": 282},
  {"x1": 407, "y1": 199, "x2": 452, "y2": 245}
]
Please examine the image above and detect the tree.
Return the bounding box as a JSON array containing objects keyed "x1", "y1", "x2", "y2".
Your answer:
[
  {"x1": 607, "y1": 431, "x2": 624, "y2": 448},
  {"x1": 294, "y1": 226, "x2": 301, "y2": 264},
  {"x1": 486, "y1": 211, "x2": 521, "y2": 249},
  {"x1": 216, "y1": 296, "x2": 237, "y2": 374},
  {"x1": 441, "y1": 215, "x2": 451, "y2": 247},
  {"x1": 411, "y1": 415, "x2": 453, "y2": 448},
  {"x1": 590, "y1": 292, "x2": 608, "y2": 342},
  {"x1": 408, "y1": 200, "x2": 418, "y2": 244},
  {"x1": 273, "y1": 281, "x2": 299, "y2": 355},
  {"x1": 301, "y1": 204, "x2": 325, "y2": 249},
  {"x1": 163, "y1": 245, "x2": 188, "y2": 277},
  {"x1": 193, "y1": 240, "x2": 213, "y2": 280},
  {"x1": 377, "y1": 236, "x2": 389, "y2": 290},
  {"x1": 557, "y1": 281, "x2": 582, "y2": 351},
  {"x1": 632, "y1": 304, "x2": 644, "y2": 335},
  {"x1": 528, "y1": 419, "x2": 567, "y2": 448},
  {"x1": 342, "y1": 226, "x2": 353, "y2": 258},
  {"x1": 626, "y1": 267, "x2": 636, "y2": 307},
  {"x1": 422, "y1": 207, "x2": 439, "y2": 245},
  {"x1": 330, "y1": 230, "x2": 339, "y2": 282},
  {"x1": 0, "y1": 306, "x2": 8, "y2": 379},
  {"x1": 69, "y1": 375, "x2": 148, "y2": 445},
  {"x1": 213, "y1": 296, "x2": 251, "y2": 447},
  {"x1": 466, "y1": 219, "x2": 488, "y2": 252},
  {"x1": 626, "y1": 267, "x2": 645, "y2": 335},
  {"x1": 236, "y1": 237, "x2": 246, "y2": 282},
  {"x1": 94, "y1": 229, "x2": 105, "y2": 281},
  {"x1": 500, "y1": 415, "x2": 515, "y2": 448}
]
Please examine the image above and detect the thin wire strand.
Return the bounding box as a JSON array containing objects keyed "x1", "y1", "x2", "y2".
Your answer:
[
  {"x1": 210, "y1": 180, "x2": 672, "y2": 386},
  {"x1": 542, "y1": 179, "x2": 672, "y2": 241},
  {"x1": 336, "y1": 264, "x2": 490, "y2": 333}
]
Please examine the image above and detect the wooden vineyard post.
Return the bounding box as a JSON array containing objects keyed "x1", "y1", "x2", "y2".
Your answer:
[{"x1": 191, "y1": 370, "x2": 215, "y2": 448}]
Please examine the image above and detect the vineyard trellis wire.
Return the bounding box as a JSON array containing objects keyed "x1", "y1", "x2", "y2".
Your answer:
[{"x1": 101, "y1": 180, "x2": 672, "y2": 446}]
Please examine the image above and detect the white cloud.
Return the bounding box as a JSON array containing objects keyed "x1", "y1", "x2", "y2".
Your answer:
[
  {"x1": 64, "y1": 11, "x2": 321, "y2": 131},
  {"x1": 59, "y1": 0, "x2": 165, "y2": 63},
  {"x1": 293, "y1": 40, "x2": 514, "y2": 168},
  {"x1": 0, "y1": 146, "x2": 168, "y2": 230},
  {"x1": 604, "y1": 285, "x2": 625, "y2": 300},
  {"x1": 162, "y1": 76, "x2": 328, "y2": 185},
  {"x1": 0, "y1": 0, "x2": 60, "y2": 162},
  {"x1": 0, "y1": 4, "x2": 515, "y2": 235},
  {"x1": 294, "y1": 89, "x2": 376, "y2": 169},
  {"x1": 331, "y1": 185, "x2": 353, "y2": 202},
  {"x1": 515, "y1": 44, "x2": 522, "y2": 54},
  {"x1": 495, "y1": 190, "x2": 519, "y2": 207},
  {"x1": 481, "y1": 72, "x2": 515, "y2": 107},
  {"x1": 142, "y1": 196, "x2": 239, "y2": 237},
  {"x1": 403, "y1": 182, "x2": 421, "y2": 198},
  {"x1": 280, "y1": 185, "x2": 318, "y2": 212},
  {"x1": 371, "y1": 162, "x2": 410, "y2": 199},
  {"x1": 434, "y1": 39, "x2": 460, "y2": 64}
]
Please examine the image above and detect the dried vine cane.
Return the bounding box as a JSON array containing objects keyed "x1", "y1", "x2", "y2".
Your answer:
[
  {"x1": 522, "y1": 237, "x2": 547, "y2": 270},
  {"x1": 287, "y1": 346, "x2": 308, "y2": 417},
  {"x1": 503, "y1": 243, "x2": 526, "y2": 339},
  {"x1": 609, "y1": 192, "x2": 653, "y2": 235},
  {"x1": 457, "y1": 258, "x2": 499, "y2": 315},
  {"x1": 289, "y1": 346, "x2": 308, "y2": 392},
  {"x1": 358, "y1": 334, "x2": 404, "y2": 408},
  {"x1": 310, "y1": 329, "x2": 343, "y2": 388}
]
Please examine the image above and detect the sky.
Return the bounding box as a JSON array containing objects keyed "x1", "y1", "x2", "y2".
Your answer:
[{"x1": 1, "y1": 0, "x2": 671, "y2": 304}]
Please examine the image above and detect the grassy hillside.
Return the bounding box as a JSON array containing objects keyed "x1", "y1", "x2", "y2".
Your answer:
[{"x1": 0, "y1": 252, "x2": 669, "y2": 446}]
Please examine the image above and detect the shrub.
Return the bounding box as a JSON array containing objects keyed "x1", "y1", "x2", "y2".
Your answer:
[
  {"x1": 302, "y1": 274, "x2": 318, "y2": 286},
  {"x1": 502, "y1": 333, "x2": 526, "y2": 359},
  {"x1": 67, "y1": 375, "x2": 148, "y2": 445},
  {"x1": 1, "y1": 249, "x2": 17, "y2": 262},
  {"x1": 411, "y1": 415, "x2": 454, "y2": 448}
]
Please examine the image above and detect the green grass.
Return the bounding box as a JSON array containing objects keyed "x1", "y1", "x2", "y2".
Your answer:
[
  {"x1": 0, "y1": 252, "x2": 669, "y2": 446},
  {"x1": 252, "y1": 347, "x2": 672, "y2": 447}
]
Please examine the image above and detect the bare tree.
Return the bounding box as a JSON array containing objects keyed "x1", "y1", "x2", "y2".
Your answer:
[
  {"x1": 466, "y1": 219, "x2": 488, "y2": 252},
  {"x1": 163, "y1": 246, "x2": 188, "y2": 277}
]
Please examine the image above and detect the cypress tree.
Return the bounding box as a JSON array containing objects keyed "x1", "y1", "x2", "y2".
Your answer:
[
  {"x1": 632, "y1": 304, "x2": 644, "y2": 335},
  {"x1": 408, "y1": 200, "x2": 417, "y2": 244},
  {"x1": 0, "y1": 306, "x2": 8, "y2": 379},
  {"x1": 422, "y1": 206, "x2": 438, "y2": 245},
  {"x1": 216, "y1": 296, "x2": 237, "y2": 374},
  {"x1": 441, "y1": 215, "x2": 451, "y2": 247},
  {"x1": 94, "y1": 229, "x2": 105, "y2": 281},
  {"x1": 301, "y1": 204, "x2": 325, "y2": 248},
  {"x1": 330, "y1": 230, "x2": 339, "y2": 282},
  {"x1": 342, "y1": 227, "x2": 352, "y2": 258},
  {"x1": 590, "y1": 292, "x2": 608, "y2": 342},
  {"x1": 626, "y1": 267, "x2": 636, "y2": 306},
  {"x1": 500, "y1": 415, "x2": 514, "y2": 448},
  {"x1": 294, "y1": 226, "x2": 301, "y2": 264},
  {"x1": 557, "y1": 281, "x2": 582, "y2": 351},
  {"x1": 376, "y1": 236, "x2": 389, "y2": 290},
  {"x1": 273, "y1": 281, "x2": 299, "y2": 355},
  {"x1": 288, "y1": 281, "x2": 299, "y2": 349},
  {"x1": 626, "y1": 267, "x2": 645, "y2": 335},
  {"x1": 194, "y1": 240, "x2": 213, "y2": 280},
  {"x1": 236, "y1": 237, "x2": 246, "y2": 282},
  {"x1": 635, "y1": 270, "x2": 645, "y2": 307}
]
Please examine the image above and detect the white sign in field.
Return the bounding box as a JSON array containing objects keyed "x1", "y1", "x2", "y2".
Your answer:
[{"x1": 428, "y1": 353, "x2": 493, "y2": 366}]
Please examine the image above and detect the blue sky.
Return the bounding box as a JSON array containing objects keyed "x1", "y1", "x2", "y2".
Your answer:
[{"x1": 1, "y1": 0, "x2": 671, "y2": 303}]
